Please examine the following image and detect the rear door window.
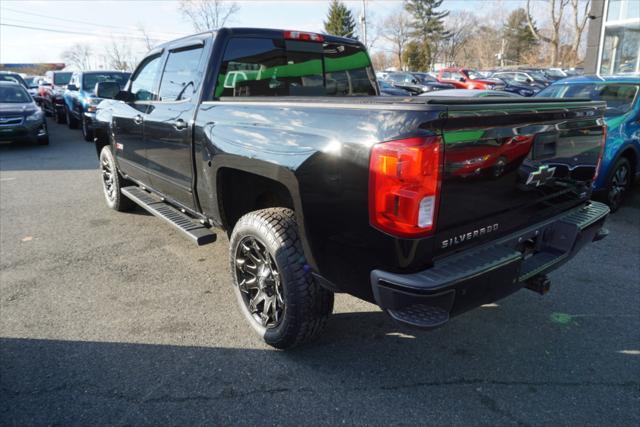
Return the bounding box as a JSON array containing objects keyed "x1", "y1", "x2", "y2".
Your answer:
[
  {"x1": 215, "y1": 36, "x2": 376, "y2": 97},
  {"x1": 158, "y1": 46, "x2": 205, "y2": 101}
]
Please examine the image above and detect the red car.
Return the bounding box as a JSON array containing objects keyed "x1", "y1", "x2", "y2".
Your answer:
[
  {"x1": 447, "y1": 135, "x2": 534, "y2": 178},
  {"x1": 437, "y1": 68, "x2": 505, "y2": 90},
  {"x1": 40, "y1": 71, "x2": 72, "y2": 124}
]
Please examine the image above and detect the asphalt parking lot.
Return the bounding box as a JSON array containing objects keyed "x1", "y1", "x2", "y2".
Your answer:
[{"x1": 1, "y1": 120, "x2": 639, "y2": 426}]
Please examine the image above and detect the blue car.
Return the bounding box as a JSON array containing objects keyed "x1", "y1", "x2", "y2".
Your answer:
[
  {"x1": 538, "y1": 75, "x2": 639, "y2": 211},
  {"x1": 63, "y1": 71, "x2": 130, "y2": 141}
]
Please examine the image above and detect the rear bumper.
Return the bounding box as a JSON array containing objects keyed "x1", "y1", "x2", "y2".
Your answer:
[{"x1": 371, "y1": 201, "x2": 610, "y2": 328}]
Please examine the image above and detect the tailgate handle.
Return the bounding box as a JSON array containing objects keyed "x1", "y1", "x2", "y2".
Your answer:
[{"x1": 532, "y1": 132, "x2": 558, "y2": 160}]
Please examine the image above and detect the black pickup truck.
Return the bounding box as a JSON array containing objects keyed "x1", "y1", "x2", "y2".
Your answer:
[{"x1": 93, "y1": 28, "x2": 610, "y2": 349}]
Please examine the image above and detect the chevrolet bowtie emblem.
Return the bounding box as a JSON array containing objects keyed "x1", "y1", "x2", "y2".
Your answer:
[{"x1": 526, "y1": 165, "x2": 556, "y2": 186}]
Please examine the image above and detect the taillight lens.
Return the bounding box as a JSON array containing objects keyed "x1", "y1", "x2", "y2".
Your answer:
[
  {"x1": 593, "y1": 125, "x2": 607, "y2": 182},
  {"x1": 369, "y1": 136, "x2": 442, "y2": 238}
]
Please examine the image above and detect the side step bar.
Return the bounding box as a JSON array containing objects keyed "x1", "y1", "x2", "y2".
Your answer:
[{"x1": 121, "y1": 186, "x2": 216, "y2": 246}]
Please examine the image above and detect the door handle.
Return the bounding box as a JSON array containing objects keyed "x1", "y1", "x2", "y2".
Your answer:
[
  {"x1": 133, "y1": 114, "x2": 143, "y2": 125},
  {"x1": 173, "y1": 119, "x2": 188, "y2": 130}
]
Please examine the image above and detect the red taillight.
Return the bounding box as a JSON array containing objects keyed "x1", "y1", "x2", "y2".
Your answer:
[
  {"x1": 594, "y1": 125, "x2": 607, "y2": 181},
  {"x1": 369, "y1": 136, "x2": 443, "y2": 238},
  {"x1": 283, "y1": 30, "x2": 324, "y2": 42}
]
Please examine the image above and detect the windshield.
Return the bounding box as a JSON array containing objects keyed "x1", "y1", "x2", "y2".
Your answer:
[
  {"x1": 0, "y1": 85, "x2": 31, "y2": 103},
  {"x1": 545, "y1": 69, "x2": 565, "y2": 78},
  {"x1": 465, "y1": 70, "x2": 482, "y2": 80},
  {"x1": 53, "y1": 72, "x2": 72, "y2": 85},
  {"x1": 538, "y1": 83, "x2": 639, "y2": 116},
  {"x1": 24, "y1": 77, "x2": 39, "y2": 87},
  {"x1": 525, "y1": 70, "x2": 549, "y2": 81},
  {"x1": 83, "y1": 73, "x2": 130, "y2": 93},
  {"x1": 414, "y1": 73, "x2": 436, "y2": 83}
]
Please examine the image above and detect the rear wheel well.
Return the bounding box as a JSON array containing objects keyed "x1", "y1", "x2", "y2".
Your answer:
[{"x1": 218, "y1": 168, "x2": 294, "y2": 232}]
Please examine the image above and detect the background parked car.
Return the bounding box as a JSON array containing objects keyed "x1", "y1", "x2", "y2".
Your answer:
[
  {"x1": 0, "y1": 71, "x2": 28, "y2": 89},
  {"x1": 378, "y1": 79, "x2": 412, "y2": 96},
  {"x1": 537, "y1": 75, "x2": 640, "y2": 211},
  {"x1": 437, "y1": 68, "x2": 505, "y2": 90},
  {"x1": 386, "y1": 71, "x2": 454, "y2": 94},
  {"x1": 419, "y1": 88, "x2": 521, "y2": 98},
  {"x1": 489, "y1": 70, "x2": 548, "y2": 90},
  {"x1": 40, "y1": 70, "x2": 72, "y2": 123},
  {"x1": 497, "y1": 77, "x2": 540, "y2": 97},
  {"x1": 0, "y1": 81, "x2": 49, "y2": 145},
  {"x1": 63, "y1": 71, "x2": 130, "y2": 141},
  {"x1": 23, "y1": 76, "x2": 46, "y2": 97}
]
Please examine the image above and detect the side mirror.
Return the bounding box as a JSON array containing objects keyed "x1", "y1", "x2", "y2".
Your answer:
[
  {"x1": 67, "y1": 84, "x2": 78, "y2": 91},
  {"x1": 459, "y1": 77, "x2": 466, "y2": 82},
  {"x1": 114, "y1": 90, "x2": 135, "y2": 103},
  {"x1": 95, "y1": 81, "x2": 121, "y2": 99}
]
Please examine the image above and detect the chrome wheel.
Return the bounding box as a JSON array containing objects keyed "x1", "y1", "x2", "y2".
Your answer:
[
  {"x1": 608, "y1": 163, "x2": 629, "y2": 209},
  {"x1": 101, "y1": 155, "x2": 115, "y2": 203},
  {"x1": 234, "y1": 236, "x2": 284, "y2": 328}
]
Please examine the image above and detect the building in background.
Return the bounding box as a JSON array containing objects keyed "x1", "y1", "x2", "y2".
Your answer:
[
  {"x1": 585, "y1": 0, "x2": 640, "y2": 74},
  {"x1": 0, "y1": 63, "x2": 66, "y2": 74}
]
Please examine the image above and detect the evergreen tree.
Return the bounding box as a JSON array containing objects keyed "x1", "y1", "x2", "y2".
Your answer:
[
  {"x1": 324, "y1": 0, "x2": 357, "y2": 39},
  {"x1": 502, "y1": 8, "x2": 538, "y2": 65},
  {"x1": 402, "y1": 40, "x2": 429, "y2": 71},
  {"x1": 404, "y1": 0, "x2": 450, "y2": 69}
]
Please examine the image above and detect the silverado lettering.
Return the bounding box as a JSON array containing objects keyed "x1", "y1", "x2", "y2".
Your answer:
[
  {"x1": 441, "y1": 224, "x2": 499, "y2": 248},
  {"x1": 92, "y1": 28, "x2": 609, "y2": 349}
]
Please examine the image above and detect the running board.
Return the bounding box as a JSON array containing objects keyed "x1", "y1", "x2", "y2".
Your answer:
[{"x1": 121, "y1": 186, "x2": 216, "y2": 246}]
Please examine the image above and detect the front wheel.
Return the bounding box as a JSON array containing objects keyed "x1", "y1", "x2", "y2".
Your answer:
[
  {"x1": 229, "y1": 208, "x2": 334, "y2": 349},
  {"x1": 99, "y1": 146, "x2": 134, "y2": 212},
  {"x1": 605, "y1": 157, "x2": 632, "y2": 213}
]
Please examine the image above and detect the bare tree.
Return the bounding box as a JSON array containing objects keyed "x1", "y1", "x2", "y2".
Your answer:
[
  {"x1": 570, "y1": 0, "x2": 591, "y2": 58},
  {"x1": 438, "y1": 11, "x2": 477, "y2": 67},
  {"x1": 62, "y1": 43, "x2": 93, "y2": 70},
  {"x1": 382, "y1": 10, "x2": 412, "y2": 70},
  {"x1": 104, "y1": 39, "x2": 136, "y2": 71},
  {"x1": 178, "y1": 0, "x2": 240, "y2": 32},
  {"x1": 526, "y1": 0, "x2": 569, "y2": 66},
  {"x1": 137, "y1": 25, "x2": 154, "y2": 51}
]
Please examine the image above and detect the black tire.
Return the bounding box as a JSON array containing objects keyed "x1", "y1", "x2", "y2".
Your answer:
[
  {"x1": 99, "y1": 146, "x2": 134, "y2": 212},
  {"x1": 229, "y1": 208, "x2": 334, "y2": 349},
  {"x1": 55, "y1": 108, "x2": 66, "y2": 124},
  {"x1": 37, "y1": 124, "x2": 49, "y2": 145},
  {"x1": 66, "y1": 107, "x2": 78, "y2": 129},
  {"x1": 82, "y1": 116, "x2": 93, "y2": 142},
  {"x1": 604, "y1": 157, "x2": 632, "y2": 213}
]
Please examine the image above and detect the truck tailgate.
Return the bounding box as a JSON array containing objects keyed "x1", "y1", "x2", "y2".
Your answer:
[{"x1": 434, "y1": 99, "x2": 606, "y2": 256}]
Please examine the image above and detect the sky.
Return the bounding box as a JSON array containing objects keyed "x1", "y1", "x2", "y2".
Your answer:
[{"x1": 0, "y1": 0, "x2": 531, "y2": 64}]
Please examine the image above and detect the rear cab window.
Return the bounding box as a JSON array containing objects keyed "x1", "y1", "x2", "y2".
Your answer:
[{"x1": 215, "y1": 36, "x2": 377, "y2": 97}]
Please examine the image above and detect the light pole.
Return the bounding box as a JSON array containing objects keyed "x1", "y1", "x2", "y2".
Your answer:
[{"x1": 361, "y1": 0, "x2": 367, "y2": 46}]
